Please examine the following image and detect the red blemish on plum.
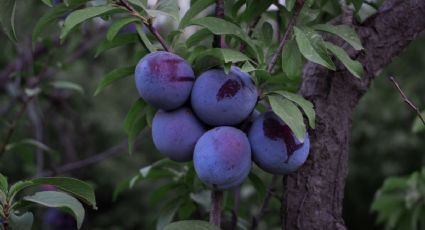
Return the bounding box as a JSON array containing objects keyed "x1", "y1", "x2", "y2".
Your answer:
[
  {"x1": 263, "y1": 118, "x2": 303, "y2": 163},
  {"x1": 216, "y1": 79, "x2": 241, "y2": 101}
]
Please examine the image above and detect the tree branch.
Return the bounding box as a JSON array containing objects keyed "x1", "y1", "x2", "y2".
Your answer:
[
  {"x1": 117, "y1": 0, "x2": 171, "y2": 52},
  {"x1": 267, "y1": 0, "x2": 304, "y2": 73},
  {"x1": 389, "y1": 76, "x2": 425, "y2": 125},
  {"x1": 210, "y1": 189, "x2": 223, "y2": 227}
]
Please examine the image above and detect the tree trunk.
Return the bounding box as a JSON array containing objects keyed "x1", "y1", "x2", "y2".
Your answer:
[{"x1": 283, "y1": 1, "x2": 425, "y2": 229}]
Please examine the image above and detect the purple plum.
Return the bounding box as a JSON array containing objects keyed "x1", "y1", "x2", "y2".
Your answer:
[
  {"x1": 191, "y1": 66, "x2": 258, "y2": 126},
  {"x1": 248, "y1": 112, "x2": 310, "y2": 175},
  {"x1": 135, "y1": 51, "x2": 195, "y2": 110},
  {"x1": 193, "y1": 127, "x2": 252, "y2": 190},
  {"x1": 152, "y1": 107, "x2": 206, "y2": 162}
]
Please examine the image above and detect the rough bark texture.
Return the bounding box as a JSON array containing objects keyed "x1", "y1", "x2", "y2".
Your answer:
[{"x1": 283, "y1": 1, "x2": 425, "y2": 229}]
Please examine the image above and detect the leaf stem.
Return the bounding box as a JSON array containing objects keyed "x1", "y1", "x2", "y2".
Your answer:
[{"x1": 267, "y1": 0, "x2": 305, "y2": 73}]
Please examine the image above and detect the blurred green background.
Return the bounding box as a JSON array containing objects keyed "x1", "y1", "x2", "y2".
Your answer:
[{"x1": 0, "y1": 0, "x2": 424, "y2": 229}]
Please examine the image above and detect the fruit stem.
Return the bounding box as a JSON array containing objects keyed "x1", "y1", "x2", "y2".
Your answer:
[{"x1": 209, "y1": 190, "x2": 223, "y2": 227}]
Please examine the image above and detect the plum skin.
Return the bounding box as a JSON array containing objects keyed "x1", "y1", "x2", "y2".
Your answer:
[
  {"x1": 193, "y1": 126, "x2": 252, "y2": 190},
  {"x1": 135, "y1": 51, "x2": 195, "y2": 110},
  {"x1": 152, "y1": 107, "x2": 206, "y2": 162},
  {"x1": 248, "y1": 112, "x2": 310, "y2": 175},
  {"x1": 191, "y1": 66, "x2": 258, "y2": 126}
]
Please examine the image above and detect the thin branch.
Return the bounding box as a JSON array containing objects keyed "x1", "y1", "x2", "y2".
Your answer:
[
  {"x1": 250, "y1": 175, "x2": 279, "y2": 230},
  {"x1": 0, "y1": 97, "x2": 34, "y2": 158},
  {"x1": 267, "y1": 0, "x2": 305, "y2": 73},
  {"x1": 389, "y1": 76, "x2": 425, "y2": 125},
  {"x1": 213, "y1": 0, "x2": 225, "y2": 48},
  {"x1": 37, "y1": 140, "x2": 128, "y2": 177},
  {"x1": 231, "y1": 186, "x2": 241, "y2": 230},
  {"x1": 118, "y1": 0, "x2": 171, "y2": 52}
]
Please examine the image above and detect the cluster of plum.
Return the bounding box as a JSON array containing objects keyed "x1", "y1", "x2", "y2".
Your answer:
[{"x1": 134, "y1": 51, "x2": 310, "y2": 190}]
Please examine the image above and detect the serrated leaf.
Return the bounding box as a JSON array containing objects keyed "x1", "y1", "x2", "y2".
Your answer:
[
  {"x1": 96, "y1": 33, "x2": 139, "y2": 57},
  {"x1": 324, "y1": 41, "x2": 363, "y2": 79},
  {"x1": 179, "y1": 0, "x2": 215, "y2": 29},
  {"x1": 23, "y1": 191, "x2": 85, "y2": 229},
  {"x1": 268, "y1": 94, "x2": 306, "y2": 141},
  {"x1": 294, "y1": 26, "x2": 335, "y2": 70},
  {"x1": 136, "y1": 24, "x2": 156, "y2": 52},
  {"x1": 186, "y1": 28, "x2": 212, "y2": 47},
  {"x1": 189, "y1": 17, "x2": 262, "y2": 62},
  {"x1": 148, "y1": 0, "x2": 180, "y2": 21},
  {"x1": 0, "y1": 0, "x2": 16, "y2": 42},
  {"x1": 94, "y1": 66, "x2": 134, "y2": 96},
  {"x1": 273, "y1": 91, "x2": 315, "y2": 129},
  {"x1": 106, "y1": 17, "x2": 139, "y2": 41},
  {"x1": 412, "y1": 111, "x2": 425, "y2": 133},
  {"x1": 60, "y1": 5, "x2": 123, "y2": 41},
  {"x1": 164, "y1": 220, "x2": 221, "y2": 230},
  {"x1": 50, "y1": 81, "x2": 84, "y2": 94},
  {"x1": 281, "y1": 39, "x2": 302, "y2": 80},
  {"x1": 10, "y1": 212, "x2": 33, "y2": 230},
  {"x1": 313, "y1": 24, "x2": 363, "y2": 50}
]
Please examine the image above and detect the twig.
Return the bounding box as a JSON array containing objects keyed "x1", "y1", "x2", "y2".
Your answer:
[
  {"x1": 267, "y1": 0, "x2": 305, "y2": 73},
  {"x1": 231, "y1": 186, "x2": 241, "y2": 230},
  {"x1": 213, "y1": 0, "x2": 225, "y2": 48},
  {"x1": 37, "y1": 140, "x2": 128, "y2": 177},
  {"x1": 0, "y1": 97, "x2": 34, "y2": 158},
  {"x1": 118, "y1": 0, "x2": 171, "y2": 52},
  {"x1": 250, "y1": 175, "x2": 279, "y2": 230},
  {"x1": 389, "y1": 76, "x2": 425, "y2": 125},
  {"x1": 210, "y1": 189, "x2": 223, "y2": 227}
]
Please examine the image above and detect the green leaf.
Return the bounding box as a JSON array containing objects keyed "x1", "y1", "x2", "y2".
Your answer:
[
  {"x1": 23, "y1": 191, "x2": 85, "y2": 229},
  {"x1": 412, "y1": 111, "x2": 425, "y2": 133},
  {"x1": 50, "y1": 81, "x2": 84, "y2": 94},
  {"x1": 112, "y1": 175, "x2": 140, "y2": 201},
  {"x1": 281, "y1": 39, "x2": 303, "y2": 80},
  {"x1": 106, "y1": 17, "x2": 139, "y2": 41},
  {"x1": 94, "y1": 66, "x2": 134, "y2": 96},
  {"x1": 268, "y1": 94, "x2": 306, "y2": 141},
  {"x1": 41, "y1": 0, "x2": 53, "y2": 7},
  {"x1": 95, "y1": 33, "x2": 139, "y2": 57},
  {"x1": 164, "y1": 220, "x2": 221, "y2": 230},
  {"x1": 60, "y1": 5, "x2": 123, "y2": 41},
  {"x1": 294, "y1": 26, "x2": 335, "y2": 70},
  {"x1": 286, "y1": 0, "x2": 296, "y2": 11},
  {"x1": 124, "y1": 99, "x2": 147, "y2": 154},
  {"x1": 190, "y1": 190, "x2": 211, "y2": 210},
  {"x1": 0, "y1": 0, "x2": 17, "y2": 42},
  {"x1": 9, "y1": 177, "x2": 96, "y2": 209},
  {"x1": 323, "y1": 41, "x2": 363, "y2": 79},
  {"x1": 313, "y1": 24, "x2": 363, "y2": 50},
  {"x1": 191, "y1": 48, "x2": 251, "y2": 64},
  {"x1": 10, "y1": 212, "x2": 33, "y2": 230},
  {"x1": 248, "y1": 172, "x2": 266, "y2": 198},
  {"x1": 179, "y1": 0, "x2": 215, "y2": 29},
  {"x1": 6, "y1": 139, "x2": 55, "y2": 154},
  {"x1": 240, "y1": 0, "x2": 274, "y2": 22},
  {"x1": 156, "y1": 200, "x2": 182, "y2": 230},
  {"x1": 272, "y1": 91, "x2": 316, "y2": 129},
  {"x1": 148, "y1": 0, "x2": 180, "y2": 21},
  {"x1": 186, "y1": 28, "x2": 212, "y2": 47},
  {"x1": 189, "y1": 17, "x2": 262, "y2": 62},
  {"x1": 128, "y1": 0, "x2": 148, "y2": 12},
  {"x1": 136, "y1": 25, "x2": 156, "y2": 52},
  {"x1": 0, "y1": 174, "x2": 7, "y2": 193}
]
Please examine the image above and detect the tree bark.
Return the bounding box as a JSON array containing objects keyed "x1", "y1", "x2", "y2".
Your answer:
[{"x1": 283, "y1": 1, "x2": 425, "y2": 229}]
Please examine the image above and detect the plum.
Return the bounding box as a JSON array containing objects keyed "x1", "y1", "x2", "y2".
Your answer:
[
  {"x1": 152, "y1": 107, "x2": 206, "y2": 162},
  {"x1": 248, "y1": 112, "x2": 310, "y2": 175},
  {"x1": 191, "y1": 66, "x2": 258, "y2": 126},
  {"x1": 193, "y1": 127, "x2": 252, "y2": 190},
  {"x1": 135, "y1": 51, "x2": 195, "y2": 110},
  {"x1": 43, "y1": 208, "x2": 76, "y2": 230}
]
